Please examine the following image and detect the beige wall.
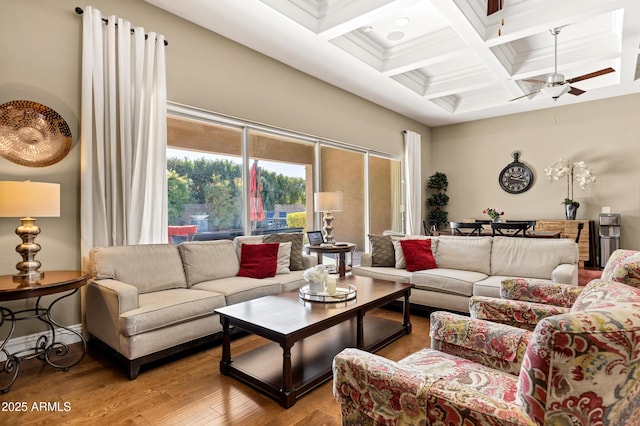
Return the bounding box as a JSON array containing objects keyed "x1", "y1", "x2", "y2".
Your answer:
[
  {"x1": 430, "y1": 93, "x2": 640, "y2": 250},
  {"x1": 0, "y1": 0, "x2": 429, "y2": 336}
]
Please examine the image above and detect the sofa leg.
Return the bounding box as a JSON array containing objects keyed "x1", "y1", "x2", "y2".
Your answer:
[{"x1": 128, "y1": 362, "x2": 141, "y2": 380}]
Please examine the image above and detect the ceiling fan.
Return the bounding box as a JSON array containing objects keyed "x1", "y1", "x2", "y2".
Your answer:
[{"x1": 510, "y1": 27, "x2": 615, "y2": 102}]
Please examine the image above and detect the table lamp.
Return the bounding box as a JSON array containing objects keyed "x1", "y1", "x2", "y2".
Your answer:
[
  {"x1": 314, "y1": 191, "x2": 343, "y2": 245},
  {"x1": 0, "y1": 180, "x2": 60, "y2": 281}
]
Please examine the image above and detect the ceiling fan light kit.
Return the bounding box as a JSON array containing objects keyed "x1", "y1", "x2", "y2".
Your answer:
[{"x1": 510, "y1": 27, "x2": 616, "y2": 102}]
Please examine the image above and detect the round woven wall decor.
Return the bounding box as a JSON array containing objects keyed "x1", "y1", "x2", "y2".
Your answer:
[{"x1": 0, "y1": 100, "x2": 72, "y2": 167}]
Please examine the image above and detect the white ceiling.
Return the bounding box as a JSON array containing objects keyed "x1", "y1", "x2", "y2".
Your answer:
[{"x1": 146, "y1": 0, "x2": 640, "y2": 127}]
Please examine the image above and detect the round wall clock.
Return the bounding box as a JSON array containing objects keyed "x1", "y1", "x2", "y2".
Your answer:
[{"x1": 498, "y1": 151, "x2": 534, "y2": 194}]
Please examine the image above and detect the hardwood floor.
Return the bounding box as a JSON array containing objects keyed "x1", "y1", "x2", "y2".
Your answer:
[{"x1": 1, "y1": 308, "x2": 431, "y2": 425}]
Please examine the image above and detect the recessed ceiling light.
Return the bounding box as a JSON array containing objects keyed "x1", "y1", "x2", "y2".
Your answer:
[
  {"x1": 362, "y1": 25, "x2": 374, "y2": 32},
  {"x1": 387, "y1": 31, "x2": 405, "y2": 41},
  {"x1": 394, "y1": 17, "x2": 410, "y2": 27}
]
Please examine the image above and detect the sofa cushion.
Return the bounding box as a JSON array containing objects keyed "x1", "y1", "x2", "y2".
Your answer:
[
  {"x1": 411, "y1": 268, "x2": 487, "y2": 297},
  {"x1": 400, "y1": 239, "x2": 437, "y2": 272},
  {"x1": 368, "y1": 234, "x2": 395, "y2": 267},
  {"x1": 491, "y1": 237, "x2": 577, "y2": 279},
  {"x1": 275, "y1": 270, "x2": 307, "y2": 292},
  {"x1": 118, "y1": 288, "x2": 226, "y2": 337},
  {"x1": 350, "y1": 266, "x2": 412, "y2": 283},
  {"x1": 90, "y1": 244, "x2": 187, "y2": 294},
  {"x1": 264, "y1": 233, "x2": 305, "y2": 271},
  {"x1": 237, "y1": 243, "x2": 280, "y2": 278},
  {"x1": 179, "y1": 240, "x2": 240, "y2": 286},
  {"x1": 436, "y1": 236, "x2": 492, "y2": 275},
  {"x1": 191, "y1": 276, "x2": 282, "y2": 305}
]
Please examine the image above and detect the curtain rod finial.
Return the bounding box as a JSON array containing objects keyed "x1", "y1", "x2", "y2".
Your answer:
[{"x1": 75, "y1": 7, "x2": 84, "y2": 15}]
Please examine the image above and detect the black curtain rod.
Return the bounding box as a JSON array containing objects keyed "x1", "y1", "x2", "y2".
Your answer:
[{"x1": 75, "y1": 7, "x2": 168, "y2": 46}]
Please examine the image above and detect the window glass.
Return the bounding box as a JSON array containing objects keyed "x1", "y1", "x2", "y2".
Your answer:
[
  {"x1": 167, "y1": 116, "x2": 242, "y2": 242},
  {"x1": 248, "y1": 130, "x2": 314, "y2": 236}
]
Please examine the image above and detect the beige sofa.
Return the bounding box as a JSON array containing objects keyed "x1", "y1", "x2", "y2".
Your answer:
[
  {"x1": 85, "y1": 235, "x2": 316, "y2": 379},
  {"x1": 352, "y1": 235, "x2": 579, "y2": 313}
]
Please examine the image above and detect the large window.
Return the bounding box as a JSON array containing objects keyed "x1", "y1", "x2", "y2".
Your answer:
[{"x1": 165, "y1": 103, "x2": 403, "y2": 250}]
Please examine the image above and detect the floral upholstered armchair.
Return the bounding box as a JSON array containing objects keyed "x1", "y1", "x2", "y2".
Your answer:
[
  {"x1": 333, "y1": 280, "x2": 640, "y2": 425},
  {"x1": 469, "y1": 248, "x2": 640, "y2": 331}
]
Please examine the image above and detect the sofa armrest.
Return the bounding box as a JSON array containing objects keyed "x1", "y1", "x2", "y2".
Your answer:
[
  {"x1": 552, "y1": 263, "x2": 578, "y2": 285},
  {"x1": 301, "y1": 254, "x2": 317, "y2": 269},
  {"x1": 430, "y1": 311, "x2": 531, "y2": 374},
  {"x1": 359, "y1": 252, "x2": 372, "y2": 267},
  {"x1": 88, "y1": 278, "x2": 140, "y2": 314},
  {"x1": 501, "y1": 278, "x2": 582, "y2": 307},
  {"x1": 469, "y1": 296, "x2": 570, "y2": 331},
  {"x1": 333, "y1": 348, "x2": 432, "y2": 424},
  {"x1": 85, "y1": 279, "x2": 139, "y2": 350}
]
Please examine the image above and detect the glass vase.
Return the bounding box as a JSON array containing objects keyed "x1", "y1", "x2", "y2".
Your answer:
[{"x1": 308, "y1": 279, "x2": 325, "y2": 294}]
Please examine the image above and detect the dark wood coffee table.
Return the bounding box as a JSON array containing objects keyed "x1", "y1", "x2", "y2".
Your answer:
[{"x1": 216, "y1": 275, "x2": 412, "y2": 408}]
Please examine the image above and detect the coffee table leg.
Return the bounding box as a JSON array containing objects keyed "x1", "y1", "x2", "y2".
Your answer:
[
  {"x1": 280, "y1": 342, "x2": 295, "y2": 407},
  {"x1": 220, "y1": 317, "x2": 231, "y2": 374},
  {"x1": 356, "y1": 311, "x2": 364, "y2": 348},
  {"x1": 403, "y1": 290, "x2": 412, "y2": 333}
]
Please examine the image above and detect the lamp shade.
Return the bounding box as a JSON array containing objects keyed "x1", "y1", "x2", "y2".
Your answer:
[
  {"x1": 0, "y1": 181, "x2": 60, "y2": 218},
  {"x1": 314, "y1": 191, "x2": 343, "y2": 212}
]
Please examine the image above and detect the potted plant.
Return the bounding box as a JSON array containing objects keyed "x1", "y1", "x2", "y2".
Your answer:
[
  {"x1": 426, "y1": 172, "x2": 449, "y2": 233},
  {"x1": 545, "y1": 159, "x2": 596, "y2": 220}
]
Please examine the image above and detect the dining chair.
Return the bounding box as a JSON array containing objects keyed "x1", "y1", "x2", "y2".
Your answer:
[
  {"x1": 506, "y1": 220, "x2": 536, "y2": 231},
  {"x1": 491, "y1": 222, "x2": 528, "y2": 237},
  {"x1": 575, "y1": 221, "x2": 585, "y2": 243},
  {"x1": 450, "y1": 221, "x2": 483, "y2": 236}
]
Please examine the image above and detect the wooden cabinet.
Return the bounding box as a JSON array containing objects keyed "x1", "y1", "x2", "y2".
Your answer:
[{"x1": 536, "y1": 220, "x2": 596, "y2": 267}]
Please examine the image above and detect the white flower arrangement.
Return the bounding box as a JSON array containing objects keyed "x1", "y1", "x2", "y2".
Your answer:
[
  {"x1": 303, "y1": 264, "x2": 329, "y2": 283},
  {"x1": 544, "y1": 158, "x2": 596, "y2": 206}
]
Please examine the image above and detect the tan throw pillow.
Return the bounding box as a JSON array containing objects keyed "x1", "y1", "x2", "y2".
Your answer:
[
  {"x1": 234, "y1": 235, "x2": 264, "y2": 259},
  {"x1": 275, "y1": 241, "x2": 292, "y2": 274},
  {"x1": 368, "y1": 234, "x2": 395, "y2": 267},
  {"x1": 264, "y1": 233, "x2": 304, "y2": 271}
]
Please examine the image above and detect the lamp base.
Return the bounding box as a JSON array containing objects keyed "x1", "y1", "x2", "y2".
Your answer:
[
  {"x1": 322, "y1": 212, "x2": 336, "y2": 245},
  {"x1": 13, "y1": 217, "x2": 44, "y2": 282}
]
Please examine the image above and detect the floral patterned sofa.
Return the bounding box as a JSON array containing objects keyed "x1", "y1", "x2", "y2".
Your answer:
[{"x1": 333, "y1": 278, "x2": 640, "y2": 425}]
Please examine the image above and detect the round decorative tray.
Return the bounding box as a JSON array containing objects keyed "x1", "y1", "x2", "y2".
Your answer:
[{"x1": 299, "y1": 284, "x2": 357, "y2": 303}]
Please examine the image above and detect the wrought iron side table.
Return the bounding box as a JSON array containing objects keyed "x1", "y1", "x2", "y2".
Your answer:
[{"x1": 0, "y1": 270, "x2": 88, "y2": 392}]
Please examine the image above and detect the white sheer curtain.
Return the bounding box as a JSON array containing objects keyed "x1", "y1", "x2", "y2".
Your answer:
[
  {"x1": 80, "y1": 6, "x2": 168, "y2": 256},
  {"x1": 404, "y1": 130, "x2": 422, "y2": 236}
]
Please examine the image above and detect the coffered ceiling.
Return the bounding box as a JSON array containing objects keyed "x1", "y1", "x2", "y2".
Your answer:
[{"x1": 146, "y1": 0, "x2": 640, "y2": 127}]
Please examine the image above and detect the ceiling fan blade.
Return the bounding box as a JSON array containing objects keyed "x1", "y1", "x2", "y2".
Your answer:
[
  {"x1": 523, "y1": 79, "x2": 546, "y2": 85},
  {"x1": 568, "y1": 86, "x2": 586, "y2": 96},
  {"x1": 566, "y1": 67, "x2": 615, "y2": 84},
  {"x1": 487, "y1": 0, "x2": 503, "y2": 16},
  {"x1": 509, "y1": 89, "x2": 541, "y2": 101}
]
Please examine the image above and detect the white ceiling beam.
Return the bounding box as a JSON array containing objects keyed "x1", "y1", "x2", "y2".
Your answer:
[
  {"x1": 316, "y1": 0, "x2": 425, "y2": 39},
  {"x1": 430, "y1": 0, "x2": 522, "y2": 97}
]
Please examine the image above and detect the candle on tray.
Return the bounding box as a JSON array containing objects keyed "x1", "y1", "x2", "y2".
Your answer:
[{"x1": 326, "y1": 276, "x2": 337, "y2": 295}]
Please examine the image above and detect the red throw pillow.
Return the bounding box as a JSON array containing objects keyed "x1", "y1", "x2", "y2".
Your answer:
[
  {"x1": 237, "y1": 243, "x2": 280, "y2": 279},
  {"x1": 400, "y1": 239, "x2": 437, "y2": 272}
]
